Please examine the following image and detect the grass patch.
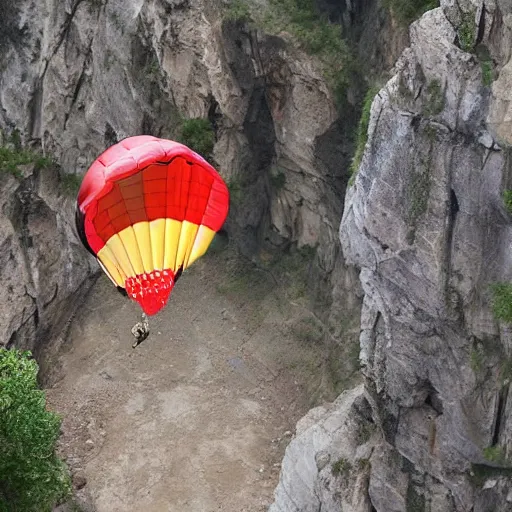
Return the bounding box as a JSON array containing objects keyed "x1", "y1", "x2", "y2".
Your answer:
[
  {"x1": 357, "y1": 420, "x2": 375, "y2": 444},
  {"x1": 0, "y1": 136, "x2": 53, "y2": 179},
  {"x1": 470, "y1": 463, "x2": 512, "y2": 487},
  {"x1": 349, "y1": 86, "x2": 379, "y2": 183},
  {"x1": 481, "y1": 60, "x2": 494, "y2": 86},
  {"x1": 224, "y1": 0, "x2": 252, "y2": 23},
  {"x1": 423, "y1": 79, "x2": 444, "y2": 117},
  {"x1": 177, "y1": 118, "x2": 215, "y2": 162},
  {"x1": 490, "y1": 283, "x2": 512, "y2": 323},
  {"x1": 470, "y1": 343, "x2": 485, "y2": 374},
  {"x1": 331, "y1": 457, "x2": 352, "y2": 477},
  {"x1": 503, "y1": 190, "x2": 512, "y2": 215},
  {"x1": 263, "y1": 245, "x2": 316, "y2": 300},
  {"x1": 224, "y1": 0, "x2": 354, "y2": 108},
  {"x1": 59, "y1": 172, "x2": 83, "y2": 196},
  {"x1": 458, "y1": 10, "x2": 475, "y2": 52},
  {"x1": 483, "y1": 446, "x2": 508, "y2": 465},
  {"x1": 406, "y1": 166, "x2": 431, "y2": 243},
  {"x1": 383, "y1": 0, "x2": 439, "y2": 25},
  {"x1": 263, "y1": 0, "x2": 353, "y2": 106}
]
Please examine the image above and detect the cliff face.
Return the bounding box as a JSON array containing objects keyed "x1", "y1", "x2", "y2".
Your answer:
[
  {"x1": 272, "y1": 1, "x2": 512, "y2": 511},
  {"x1": 0, "y1": 0, "x2": 367, "y2": 338},
  {"x1": 5, "y1": 0, "x2": 512, "y2": 510},
  {"x1": 0, "y1": 160, "x2": 95, "y2": 365}
]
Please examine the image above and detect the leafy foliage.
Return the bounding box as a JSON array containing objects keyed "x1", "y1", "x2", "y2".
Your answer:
[
  {"x1": 178, "y1": 118, "x2": 215, "y2": 162},
  {"x1": 224, "y1": 0, "x2": 353, "y2": 107},
  {"x1": 503, "y1": 190, "x2": 512, "y2": 215},
  {"x1": 458, "y1": 10, "x2": 475, "y2": 52},
  {"x1": 423, "y1": 79, "x2": 444, "y2": 117},
  {"x1": 480, "y1": 60, "x2": 494, "y2": 86},
  {"x1": 491, "y1": 283, "x2": 512, "y2": 323},
  {"x1": 0, "y1": 349, "x2": 71, "y2": 511},
  {"x1": 0, "y1": 130, "x2": 53, "y2": 178},
  {"x1": 383, "y1": 0, "x2": 439, "y2": 25},
  {"x1": 331, "y1": 457, "x2": 351, "y2": 477},
  {"x1": 349, "y1": 87, "x2": 379, "y2": 181},
  {"x1": 263, "y1": 0, "x2": 352, "y2": 105},
  {"x1": 224, "y1": 0, "x2": 252, "y2": 23}
]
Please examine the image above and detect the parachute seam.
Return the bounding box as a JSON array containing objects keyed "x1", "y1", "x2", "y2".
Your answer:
[{"x1": 129, "y1": 167, "x2": 151, "y2": 275}]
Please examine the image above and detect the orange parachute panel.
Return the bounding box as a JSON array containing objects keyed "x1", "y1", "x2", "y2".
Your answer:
[{"x1": 76, "y1": 135, "x2": 229, "y2": 316}]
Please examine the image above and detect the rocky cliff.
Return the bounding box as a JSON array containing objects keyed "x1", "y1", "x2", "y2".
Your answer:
[
  {"x1": 0, "y1": 0, "x2": 369, "y2": 337},
  {"x1": 0, "y1": 156, "x2": 95, "y2": 369},
  {"x1": 4, "y1": 0, "x2": 512, "y2": 510},
  {"x1": 271, "y1": 1, "x2": 512, "y2": 511}
]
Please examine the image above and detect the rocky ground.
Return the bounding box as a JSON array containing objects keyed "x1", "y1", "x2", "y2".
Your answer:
[{"x1": 46, "y1": 249, "x2": 359, "y2": 512}]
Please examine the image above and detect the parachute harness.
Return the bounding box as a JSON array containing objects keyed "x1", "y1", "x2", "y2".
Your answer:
[{"x1": 131, "y1": 312, "x2": 150, "y2": 348}]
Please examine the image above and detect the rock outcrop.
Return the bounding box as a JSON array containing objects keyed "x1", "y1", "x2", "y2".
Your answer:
[
  {"x1": 0, "y1": 0, "x2": 365, "y2": 332},
  {"x1": 0, "y1": 159, "x2": 95, "y2": 363},
  {"x1": 271, "y1": 2, "x2": 512, "y2": 511}
]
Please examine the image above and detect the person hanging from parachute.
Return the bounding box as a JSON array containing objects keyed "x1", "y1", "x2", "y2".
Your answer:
[{"x1": 75, "y1": 135, "x2": 230, "y2": 347}]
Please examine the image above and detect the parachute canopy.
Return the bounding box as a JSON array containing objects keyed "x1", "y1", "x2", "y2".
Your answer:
[{"x1": 76, "y1": 135, "x2": 229, "y2": 316}]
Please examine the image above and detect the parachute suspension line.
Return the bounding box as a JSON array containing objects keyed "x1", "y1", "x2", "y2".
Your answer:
[{"x1": 131, "y1": 311, "x2": 150, "y2": 348}]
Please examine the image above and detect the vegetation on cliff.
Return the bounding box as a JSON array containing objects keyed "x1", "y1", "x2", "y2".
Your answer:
[{"x1": 0, "y1": 348, "x2": 70, "y2": 511}]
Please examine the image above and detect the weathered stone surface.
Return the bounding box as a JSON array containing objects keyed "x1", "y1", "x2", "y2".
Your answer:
[
  {"x1": 269, "y1": 385, "x2": 375, "y2": 512},
  {"x1": 339, "y1": 4, "x2": 512, "y2": 511},
  {"x1": 0, "y1": 0, "x2": 362, "y2": 334},
  {"x1": 0, "y1": 162, "x2": 96, "y2": 356}
]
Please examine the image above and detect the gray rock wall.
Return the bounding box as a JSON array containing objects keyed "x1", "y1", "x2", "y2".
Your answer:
[
  {"x1": 270, "y1": 2, "x2": 512, "y2": 511},
  {"x1": 0, "y1": 0, "x2": 364, "y2": 333},
  {"x1": 0, "y1": 162, "x2": 95, "y2": 360}
]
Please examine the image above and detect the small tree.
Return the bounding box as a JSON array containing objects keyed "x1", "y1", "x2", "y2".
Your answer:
[
  {"x1": 178, "y1": 118, "x2": 215, "y2": 162},
  {"x1": 0, "y1": 348, "x2": 71, "y2": 511}
]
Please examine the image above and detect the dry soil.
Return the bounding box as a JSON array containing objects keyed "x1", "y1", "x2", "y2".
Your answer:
[{"x1": 47, "y1": 250, "x2": 346, "y2": 512}]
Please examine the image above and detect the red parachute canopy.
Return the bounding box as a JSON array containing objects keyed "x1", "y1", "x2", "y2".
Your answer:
[{"x1": 76, "y1": 135, "x2": 229, "y2": 315}]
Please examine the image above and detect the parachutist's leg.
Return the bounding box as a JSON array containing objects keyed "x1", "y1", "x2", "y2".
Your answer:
[{"x1": 131, "y1": 313, "x2": 150, "y2": 348}]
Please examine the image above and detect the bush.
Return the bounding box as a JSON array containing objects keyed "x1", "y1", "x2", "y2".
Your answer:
[
  {"x1": 458, "y1": 10, "x2": 475, "y2": 52},
  {"x1": 0, "y1": 130, "x2": 53, "y2": 178},
  {"x1": 491, "y1": 283, "x2": 512, "y2": 323},
  {"x1": 224, "y1": 0, "x2": 252, "y2": 23},
  {"x1": 178, "y1": 118, "x2": 215, "y2": 162},
  {"x1": 0, "y1": 348, "x2": 71, "y2": 511},
  {"x1": 503, "y1": 190, "x2": 512, "y2": 215},
  {"x1": 349, "y1": 86, "x2": 379, "y2": 181},
  {"x1": 227, "y1": 0, "x2": 353, "y2": 107},
  {"x1": 383, "y1": 0, "x2": 439, "y2": 25}
]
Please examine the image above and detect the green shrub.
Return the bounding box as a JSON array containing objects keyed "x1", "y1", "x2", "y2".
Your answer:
[
  {"x1": 224, "y1": 0, "x2": 252, "y2": 23},
  {"x1": 458, "y1": 10, "x2": 475, "y2": 52},
  {"x1": 0, "y1": 348, "x2": 71, "y2": 511},
  {"x1": 483, "y1": 446, "x2": 508, "y2": 465},
  {"x1": 491, "y1": 283, "x2": 512, "y2": 323},
  {"x1": 503, "y1": 190, "x2": 512, "y2": 215},
  {"x1": 424, "y1": 79, "x2": 444, "y2": 117},
  {"x1": 331, "y1": 457, "x2": 351, "y2": 477},
  {"x1": 383, "y1": 0, "x2": 439, "y2": 25},
  {"x1": 0, "y1": 130, "x2": 53, "y2": 178},
  {"x1": 349, "y1": 86, "x2": 379, "y2": 181},
  {"x1": 178, "y1": 118, "x2": 215, "y2": 162},
  {"x1": 481, "y1": 60, "x2": 494, "y2": 86},
  {"x1": 258, "y1": 0, "x2": 353, "y2": 106},
  {"x1": 59, "y1": 172, "x2": 83, "y2": 196}
]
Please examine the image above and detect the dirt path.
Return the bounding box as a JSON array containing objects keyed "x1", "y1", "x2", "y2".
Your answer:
[{"x1": 47, "y1": 251, "x2": 345, "y2": 512}]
